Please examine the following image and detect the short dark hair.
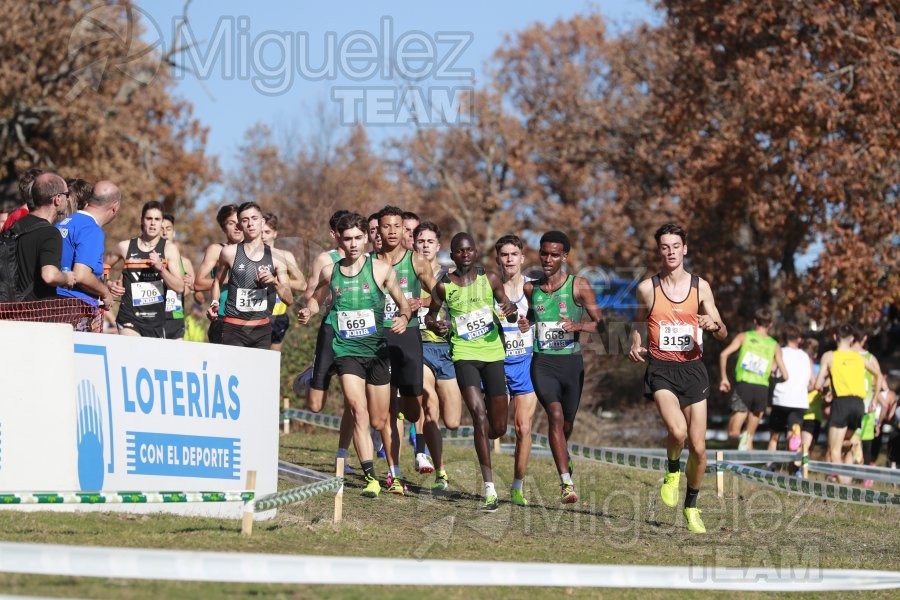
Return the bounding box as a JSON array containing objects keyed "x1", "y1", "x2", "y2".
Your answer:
[
  {"x1": 539, "y1": 230, "x2": 570, "y2": 253},
  {"x1": 450, "y1": 231, "x2": 475, "y2": 251},
  {"x1": 401, "y1": 211, "x2": 420, "y2": 222},
  {"x1": 67, "y1": 178, "x2": 93, "y2": 211},
  {"x1": 654, "y1": 223, "x2": 687, "y2": 245},
  {"x1": 379, "y1": 205, "x2": 403, "y2": 221},
  {"x1": 367, "y1": 211, "x2": 381, "y2": 224},
  {"x1": 413, "y1": 221, "x2": 441, "y2": 241},
  {"x1": 18, "y1": 168, "x2": 43, "y2": 209},
  {"x1": 494, "y1": 234, "x2": 524, "y2": 255},
  {"x1": 30, "y1": 172, "x2": 66, "y2": 208},
  {"x1": 263, "y1": 212, "x2": 278, "y2": 231},
  {"x1": 141, "y1": 200, "x2": 164, "y2": 220},
  {"x1": 836, "y1": 323, "x2": 855, "y2": 341},
  {"x1": 237, "y1": 201, "x2": 261, "y2": 217},
  {"x1": 329, "y1": 209, "x2": 351, "y2": 231},
  {"x1": 753, "y1": 307, "x2": 773, "y2": 327},
  {"x1": 335, "y1": 212, "x2": 368, "y2": 235},
  {"x1": 852, "y1": 324, "x2": 869, "y2": 345},
  {"x1": 782, "y1": 323, "x2": 802, "y2": 344},
  {"x1": 162, "y1": 212, "x2": 175, "y2": 225},
  {"x1": 216, "y1": 204, "x2": 239, "y2": 228}
]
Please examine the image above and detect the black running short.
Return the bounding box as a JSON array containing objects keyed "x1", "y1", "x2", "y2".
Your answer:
[
  {"x1": 384, "y1": 327, "x2": 423, "y2": 397},
  {"x1": 730, "y1": 382, "x2": 769, "y2": 414},
  {"x1": 208, "y1": 318, "x2": 224, "y2": 344},
  {"x1": 829, "y1": 396, "x2": 865, "y2": 430},
  {"x1": 532, "y1": 352, "x2": 584, "y2": 424},
  {"x1": 769, "y1": 406, "x2": 805, "y2": 434},
  {"x1": 222, "y1": 321, "x2": 271, "y2": 350},
  {"x1": 270, "y1": 313, "x2": 290, "y2": 344},
  {"x1": 334, "y1": 351, "x2": 391, "y2": 386},
  {"x1": 164, "y1": 318, "x2": 185, "y2": 340},
  {"x1": 455, "y1": 359, "x2": 507, "y2": 398},
  {"x1": 116, "y1": 318, "x2": 164, "y2": 339},
  {"x1": 644, "y1": 358, "x2": 709, "y2": 408}
]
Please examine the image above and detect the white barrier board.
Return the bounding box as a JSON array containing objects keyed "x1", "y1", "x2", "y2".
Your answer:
[{"x1": 0, "y1": 322, "x2": 280, "y2": 518}]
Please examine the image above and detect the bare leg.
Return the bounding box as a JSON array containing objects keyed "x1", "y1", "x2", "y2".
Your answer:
[{"x1": 513, "y1": 392, "x2": 538, "y2": 481}]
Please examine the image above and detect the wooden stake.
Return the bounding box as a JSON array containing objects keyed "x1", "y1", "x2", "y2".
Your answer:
[
  {"x1": 333, "y1": 458, "x2": 344, "y2": 524},
  {"x1": 241, "y1": 470, "x2": 257, "y2": 537},
  {"x1": 716, "y1": 451, "x2": 724, "y2": 498}
]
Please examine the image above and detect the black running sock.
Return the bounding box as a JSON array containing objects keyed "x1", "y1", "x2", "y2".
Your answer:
[
  {"x1": 361, "y1": 460, "x2": 376, "y2": 479},
  {"x1": 684, "y1": 486, "x2": 699, "y2": 508},
  {"x1": 667, "y1": 459, "x2": 681, "y2": 474},
  {"x1": 415, "y1": 433, "x2": 427, "y2": 454}
]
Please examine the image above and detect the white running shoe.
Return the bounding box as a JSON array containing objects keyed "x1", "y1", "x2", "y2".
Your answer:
[{"x1": 415, "y1": 452, "x2": 434, "y2": 474}]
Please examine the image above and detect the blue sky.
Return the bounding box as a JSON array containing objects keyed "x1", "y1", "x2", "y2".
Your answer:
[{"x1": 136, "y1": 1, "x2": 659, "y2": 177}]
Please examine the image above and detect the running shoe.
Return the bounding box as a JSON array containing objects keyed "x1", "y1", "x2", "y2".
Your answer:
[
  {"x1": 415, "y1": 452, "x2": 435, "y2": 474},
  {"x1": 660, "y1": 471, "x2": 680, "y2": 508},
  {"x1": 481, "y1": 494, "x2": 499, "y2": 512},
  {"x1": 431, "y1": 470, "x2": 449, "y2": 493},
  {"x1": 683, "y1": 507, "x2": 706, "y2": 533},
  {"x1": 738, "y1": 430, "x2": 750, "y2": 451},
  {"x1": 560, "y1": 483, "x2": 578, "y2": 504},
  {"x1": 510, "y1": 488, "x2": 528, "y2": 507},
  {"x1": 386, "y1": 474, "x2": 407, "y2": 496},
  {"x1": 361, "y1": 475, "x2": 381, "y2": 498}
]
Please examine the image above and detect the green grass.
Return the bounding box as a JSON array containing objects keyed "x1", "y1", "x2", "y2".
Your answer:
[{"x1": 1, "y1": 427, "x2": 898, "y2": 598}]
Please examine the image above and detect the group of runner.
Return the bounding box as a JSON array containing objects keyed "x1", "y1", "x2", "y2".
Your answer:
[{"x1": 294, "y1": 211, "x2": 729, "y2": 533}]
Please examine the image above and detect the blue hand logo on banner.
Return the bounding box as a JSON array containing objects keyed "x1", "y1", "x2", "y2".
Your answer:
[{"x1": 76, "y1": 379, "x2": 105, "y2": 491}]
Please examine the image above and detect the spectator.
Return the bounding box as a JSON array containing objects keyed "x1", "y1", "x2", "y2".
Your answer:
[
  {"x1": 65, "y1": 178, "x2": 93, "y2": 216},
  {"x1": 56, "y1": 180, "x2": 121, "y2": 309},
  {"x1": 2, "y1": 168, "x2": 43, "y2": 233},
  {"x1": 11, "y1": 172, "x2": 76, "y2": 300}
]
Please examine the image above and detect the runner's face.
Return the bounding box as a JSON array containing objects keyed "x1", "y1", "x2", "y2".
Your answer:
[
  {"x1": 450, "y1": 237, "x2": 477, "y2": 268},
  {"x1": 261, "y1": 223, "x2": 276, "y2": 245},
  {"x1": 414, "y1": 230, "x2": 439, "y2": 261},
  {"x1": 539, "y1": 242, "x2": 566, "y2": 276},
  {"x1": 379, "y1": 214, "x2": 403, "y2": 250},
  {"x1": 496, "y1": 243, "x2": 524, "y2": 277},
  {"x1": 160, "y1": 219, "x2": 174, "y2": 240},
  {"x1": 657, "y1": 234, "x2": 686, "y2": 269},
  {"x1": 339, "y1": 227, "x2": 367, "y2": 258},
  {"x1": 222, "y1": 214, "x2": 243, "y2": 243},
  {"x1": 368, "y1": 219, "x2": 382, "y2": 250},
  {"x1": 240, "y1": 208, "x2": 262, "y2": 239},
  {"x1": 141, "y1": 209, "x2": 163, "y2": 237},
  {"x1": 402, "y1": 218, "x2": 419, "y2": 250}
]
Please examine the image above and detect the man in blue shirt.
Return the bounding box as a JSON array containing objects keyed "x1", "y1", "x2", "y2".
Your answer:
[{"x1": 57, "y1": 180, "x2": 121, "y2": 308}]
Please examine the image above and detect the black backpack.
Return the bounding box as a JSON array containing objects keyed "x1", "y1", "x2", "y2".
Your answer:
[{"x1": 0, "y1": 219, "x2": 53, "y2": 302}]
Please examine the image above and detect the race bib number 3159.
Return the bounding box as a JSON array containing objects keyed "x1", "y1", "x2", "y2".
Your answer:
[{"x1": 659, "y1": 324, "x2": 695, "y2": 352}]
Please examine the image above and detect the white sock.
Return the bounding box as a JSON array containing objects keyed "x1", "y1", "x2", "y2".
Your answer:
[
  {"x1": 512, "y1": 478, "x2": 524, "y2": 491},
  {"x1": 560, "y1": 472, "x2": 573, "y2": 485},
  {"x1": 484, "y1": 482, "x2": 496, "y2": 497},
  {"x1": 390, "y1": 465, "x2": 402, "y2": 478},
  {"x1": 335, "y1": 447, "x2": 349, "y2": 459}
]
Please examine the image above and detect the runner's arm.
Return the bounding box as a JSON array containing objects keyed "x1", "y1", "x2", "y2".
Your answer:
[{"x1": 628, "y1": 279, "x2": 653, "y2": 363}]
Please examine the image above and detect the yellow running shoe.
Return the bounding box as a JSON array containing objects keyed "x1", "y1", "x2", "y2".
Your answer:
[
  {"x1": 510, "y1": 488, "x2": 527, "y2": 507},
  {"x1": 660, "y1": 471, "x2": 680, "y2": 508},
  {"x1": 361, "y1": 474, "x2": 381, "y2": 498},
  {"x1": 683, "y1": 507, "x2": 706, "y2": 533}
]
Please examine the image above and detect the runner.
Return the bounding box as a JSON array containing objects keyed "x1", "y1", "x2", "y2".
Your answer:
[
  {"x1": 814, "y1": 324, "x2": 881, "y2": 483},
  {"x1": 193, "y1": 204, "x2": 244, "y2": 343},
  {"x1": 298, "y1": 212, "x2": 412, "y2": 498},
  {"x1": 719, "y1": 308, "x2": 788, "y2": 450},
  {"x1": 851, "y1": 325, "x2": 887, "y2": 485},
  {"x1": 801, "y1": 337, "x2": 824, "y2": 465},
  {"x1": 261, "y1": 213, "x2": 307, "y2": 351},
  {"x1": 375, "y1": 206, "x2": 437, "y2": 494},
  {"x1": 209, "y1": 202, "x2": 293, "y2": 349},
  {"x1": 767, "y1": 324, "x2": 813, "y2": 465},
  {"x1": 413, "y1": 221, "x2": 463, "y2": 493},
  {"x1": 110, "y1": 201, "x2": 185, "y2": 338},
  {"x1": 494, "y1": 234, "x2": 538, "y2": 506},
  {"x1": 425, "y1": 232, "x2": 517, "y2": 512},
  {"x1": 519, "y1": 231, "x2": 604, "y2": 505},
  {"x1": 368, "y1": 212, "x2": 383, "y2": 253},
  {"x1": 628, "y1": 223, "x2": 728, "y2": 534},
  {"x1": 160, "y1": 213, "x2": 196, "y2": 340},
  {"x1": 401, "y1": 211, "x2": 420, "y2": 250}
]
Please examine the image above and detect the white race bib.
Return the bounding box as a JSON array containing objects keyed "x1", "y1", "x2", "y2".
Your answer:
[
  {"x1": 503, "y1": 325, "x2": 533, "y2": 357},
  {"x1": 659, "y1": 324, "x2": 695, "y2": 352},
  {"x1": 536, "y1": 321, "x2": 575, "y2": 350},
  {"x1": 384, "y1": 292, "x2": 412, "y2": 321},
  {"x1": 131, "y1": 281, "x2": 164, "y2": 307},
  {"x1": 336, "y1": 309, "x2": 377, "y2": 338},
  {"x1": 165, "y1": 289, "x2": 182, "y2": 313},
  {"x1": 454, "y1": 306, "x2": 493, "y2": 341},
  {"x1": 740, "y1": 351, "x2": 769, "y2": 375},
  {"x1": 236, "y1": 287, "x2": 267, "y2": 312}
]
